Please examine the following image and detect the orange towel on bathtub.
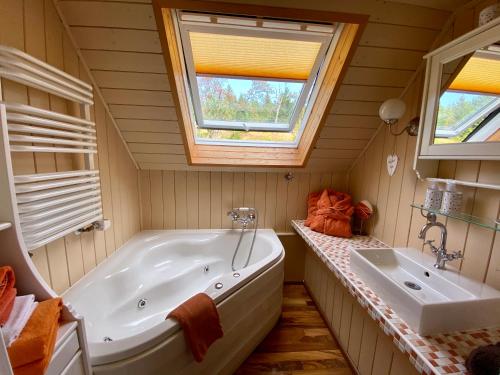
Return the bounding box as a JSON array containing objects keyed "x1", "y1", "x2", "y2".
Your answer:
[
  {"x1": 8, "y1": 298, "x2": 62, "y2": 374},
  {"x1": 0, "y1": 266, "x2": 17, "y2": 325},
  {"x1": 167, "y1": 293, "x2": 223, "y2": 362}
]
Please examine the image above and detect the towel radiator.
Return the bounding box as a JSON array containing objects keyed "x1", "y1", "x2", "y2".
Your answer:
[{"x1": 0, "y1": 45, "x2": 103, "y2": 252}]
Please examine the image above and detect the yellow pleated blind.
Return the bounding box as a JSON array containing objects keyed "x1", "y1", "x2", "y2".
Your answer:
[
  {"x1": 449, "y1": 55, "x2": 500, "y2": 95},
  {"x1": 189, "y1": 32, "x2": 322, "y2": 80}
]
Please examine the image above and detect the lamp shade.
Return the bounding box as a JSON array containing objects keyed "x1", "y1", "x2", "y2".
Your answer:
[{"x1": 379, "y1": 98, "x2": 406, "y2": 123}]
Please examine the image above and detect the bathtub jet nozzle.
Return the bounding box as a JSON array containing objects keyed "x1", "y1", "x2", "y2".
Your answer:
[{"x1": 137, "y1": 298, "x2": 148, "y2": 309}]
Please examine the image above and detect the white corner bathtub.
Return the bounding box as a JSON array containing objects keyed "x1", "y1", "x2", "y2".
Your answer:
[{"x1": 63, "y1": 229, "x2": 284, "y2": 375}]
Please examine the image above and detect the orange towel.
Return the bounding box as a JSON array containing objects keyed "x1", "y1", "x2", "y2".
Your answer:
[
  {"x1": 0, "y1": 266, "x2": 16, "y2": 295},
  {"x1": 0, "y1": 287, "x2": 17, "y2": 325},
  {"x1": 8, "y1": 298, "x2": 62, "y2": 371},
  {"x1": 167, "y1": 293, "x2": 223, "y2": 362},
  {"x1": 12, "y1": 314, "x2": 59, "y2": 375},
  {"x1": 0, "y1": 266, "x2": 17, "y2": 325}
]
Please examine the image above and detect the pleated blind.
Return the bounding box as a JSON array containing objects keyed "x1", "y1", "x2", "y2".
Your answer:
[
  {"x1": 449, "y1": 55, "x2": 500, "y2": 95},
  {"x1": 189, "y1": 32, "x2": 322, "y2": 80}
]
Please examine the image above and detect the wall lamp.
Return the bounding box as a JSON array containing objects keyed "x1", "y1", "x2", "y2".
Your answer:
[{"x1": 379, "y1": 98, "x2": 419, "y2": 136}]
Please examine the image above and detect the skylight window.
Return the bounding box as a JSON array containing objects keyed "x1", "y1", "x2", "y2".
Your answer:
[{"x1": 176, "y1": 11, "x2": 339, "y2": 146}]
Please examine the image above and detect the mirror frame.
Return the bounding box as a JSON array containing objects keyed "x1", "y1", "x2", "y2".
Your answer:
[{"x1": 417, "y1": 17, "x2": 500, "y2": 160}]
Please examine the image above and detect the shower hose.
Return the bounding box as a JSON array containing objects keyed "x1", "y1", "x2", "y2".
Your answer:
[{"x1": 231, "y1": 210, "x2": 258, "y2": 272}]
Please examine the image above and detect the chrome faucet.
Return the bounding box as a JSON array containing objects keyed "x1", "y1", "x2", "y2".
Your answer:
[
  {"x1": 418, "y1": 212, "x2": 462, "y2": 269},
  {"x1": 227, "y1": 207, "x2": 256, "y2": 228}
]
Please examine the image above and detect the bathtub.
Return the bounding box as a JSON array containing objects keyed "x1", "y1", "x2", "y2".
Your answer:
[{"x1": 63, "y1": 229, "x2": 284, "y2": 375}]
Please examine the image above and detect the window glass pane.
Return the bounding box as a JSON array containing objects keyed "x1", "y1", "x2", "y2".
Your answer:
[
  {"x1": 197, "y1": 76, "x2": 304, "y2": 125},
  {"x1": 434, "y1": 91, "x2": 499, "y2": 144}
]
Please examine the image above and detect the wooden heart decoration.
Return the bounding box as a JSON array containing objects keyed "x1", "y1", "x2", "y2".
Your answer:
[{"x1": 386, "y1": 154, "x2": 398, "y2": 176}]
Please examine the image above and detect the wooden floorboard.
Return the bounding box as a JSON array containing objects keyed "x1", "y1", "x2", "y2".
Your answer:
[{"x1": 235, "y1": 284, "x2": 353, "y2": 375}]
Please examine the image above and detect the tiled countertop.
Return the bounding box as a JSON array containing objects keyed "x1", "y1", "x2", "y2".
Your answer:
[{"x1": 292, "y1": 220, "x2": 500, "y2": 375}]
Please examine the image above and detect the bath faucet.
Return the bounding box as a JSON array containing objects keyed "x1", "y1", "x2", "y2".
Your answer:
[
  {"x1": 227, "y1": 207, "x2": 256, "y2": 228},
  {"x1": 228, "y1": 208, "x2": 258, "y2": 271},
  {"x1": 418, "y1": 212, "x2": 462, "y2": 269}
]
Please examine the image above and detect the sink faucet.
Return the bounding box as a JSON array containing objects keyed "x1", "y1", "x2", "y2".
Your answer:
[{"x1": 418, "y1": 212, "x2": 463, "y2": 269}]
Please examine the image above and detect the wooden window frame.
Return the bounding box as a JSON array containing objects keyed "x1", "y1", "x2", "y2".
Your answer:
[{"x1": 153, "y1": 0, "x2": 368, "y2": 167}]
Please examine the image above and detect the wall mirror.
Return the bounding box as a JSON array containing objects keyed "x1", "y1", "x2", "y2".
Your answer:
[{"x1": 417, "y1": 17, "x2": 500, "y2": 160}]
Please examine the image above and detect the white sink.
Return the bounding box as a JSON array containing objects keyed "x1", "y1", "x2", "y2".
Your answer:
[{"x1": 350, "y1": 247, "x2": 500, "y2": 335}]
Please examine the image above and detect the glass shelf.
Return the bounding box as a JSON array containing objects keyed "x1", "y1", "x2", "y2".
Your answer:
[{"x1": 411, "y1": 203, "x2": 500, "y2": 232}]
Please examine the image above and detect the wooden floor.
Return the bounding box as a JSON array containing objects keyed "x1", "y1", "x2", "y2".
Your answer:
[{"x1": 235, "y1": 284, "x2": 353, "y2": 375}]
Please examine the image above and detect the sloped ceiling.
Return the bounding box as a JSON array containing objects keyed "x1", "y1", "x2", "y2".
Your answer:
[{"x1": 55, "y1": 0, "x2": 468, "y2": 172}]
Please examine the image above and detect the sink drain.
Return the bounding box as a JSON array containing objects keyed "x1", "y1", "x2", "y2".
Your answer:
[{"x1": 404, "y1": 281, "x2": 422, "y2": 290}]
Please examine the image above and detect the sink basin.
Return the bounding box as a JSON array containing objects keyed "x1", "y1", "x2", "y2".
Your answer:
[{"x1": 350, "y1": 247, "x2": 500, "y2": 335}]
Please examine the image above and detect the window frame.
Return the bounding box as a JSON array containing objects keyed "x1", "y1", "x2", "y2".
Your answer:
[{"x1": 177, "y1": 15, "x2": 334, "y2": 137}]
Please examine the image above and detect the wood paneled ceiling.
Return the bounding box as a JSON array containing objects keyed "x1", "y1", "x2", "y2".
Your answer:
[{"x1": 55, "y1": 0, "x2": 468, "y2": 172}]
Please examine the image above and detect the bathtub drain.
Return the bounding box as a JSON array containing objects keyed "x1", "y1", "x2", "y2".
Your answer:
[{"x1": 137, "y1": 298, "x2": 148, "y2": 309}]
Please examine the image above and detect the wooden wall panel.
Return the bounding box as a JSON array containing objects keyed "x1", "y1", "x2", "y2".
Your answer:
[
  {"x1": 304, "y1": 249, "x2": 420, "y2": 375},
  {"x1": 0, "y1": 0, "x2": 141, "y2": 294},
  {"x1": 348, "y1": 1, "x2": 500, "y2": 289},
  {"x1": 139, "y1": 170, "x2": 346, "y2": 233}
]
